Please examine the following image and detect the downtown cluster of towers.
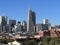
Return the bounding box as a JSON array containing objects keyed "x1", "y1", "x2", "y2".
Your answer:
[
  {"x1": 0, "y1": 7, "x2": 51, "y2": 34},
  {"x1": 0, "y1": 7, "x2": 60, "y2": 34},
  {"x1": 0, "y1": 16, "x2": 27, "y2": 33}
]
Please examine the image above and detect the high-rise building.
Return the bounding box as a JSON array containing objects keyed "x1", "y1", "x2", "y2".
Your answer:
[
  {"x1": 5, "y1": 24, "x2": 10, "y2": 32},
  {"x1": 0, "y1": 25, "x2": 2, "y2": 32},
  {"x1": 36, "y1": 24, "x2": 42, "y2": 33},
  {"x1": 36, "y1": 19, "x2": 51, "y2": 33},
  {"x1": 36, "y1": 24, "x2": 49, "y2": 33},
  {"x1": 43, "y1": 19, "x2": 49, "y2": 24},
  {"x1": 12, "y1": 22, "x2": 22, "y2": 33},
  {"x1": 0, "y1": 16, "x2": 7, "y2": 26},
  {"x1": 43, "y1": 19, "x2": 51, "y2": 30},
  {"x1": 27, "y1": 6, "x2": 36, "y2": 34},
  {"x1": 17, "y1": 21, "x2": 21, "y2": 24},
  {"x1": 0, "y1": 16, "x2": 7, "y2": 32},
  {"x1": 21, "y1": 21, "x2": 27, "y2": 32},
  {"x1": 9, "y1": 20, "x2": 16, "y2": 32},
  {"x1": 9, "y1": 20, "x2": 16, "y2": 27}
]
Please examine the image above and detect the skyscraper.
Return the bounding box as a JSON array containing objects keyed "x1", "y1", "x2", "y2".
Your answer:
[
  {"x1": 0, "y1": 16, "x2": 7, "y2": 32},
  {"x1": 9, "y1": 20, "x2": 16, "y2": 32},
  {"x1": 27, "y1": 6, "x2": 36, "y2": 34},
  {"x1": 13, "y1": 23, "x2": 22, "y2": 33},
  {"x1": 21, "y1": 21, "x2": 27, "y2": 32},
  {"x1": 43, "y1": 19, "x2": 49, "y2": 24},
  {"x1": 0, "y1": 16, "x2": 7, "y2": 26},
  {"x1": 9, "y1": 20, "x2": 16, "y2": 27},
  {"x1": 43, "y1": 19, "x2": 51, "y2": 30}
]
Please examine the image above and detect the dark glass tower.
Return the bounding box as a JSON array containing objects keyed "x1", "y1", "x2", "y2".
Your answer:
[{"x1": 27, "y1": 6, "x2": 36, "y2": 34}]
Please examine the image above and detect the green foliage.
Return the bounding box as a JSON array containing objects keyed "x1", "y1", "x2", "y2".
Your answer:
[
  {"x1": 0, "y1": 38, "x2": 13, "y2": 44},
  {"x1": 41, "y1": 37, "x2": 60, "y2": 45},
  {"x1": 24, "y1": 39, "x2": 37, "y2": 45}
]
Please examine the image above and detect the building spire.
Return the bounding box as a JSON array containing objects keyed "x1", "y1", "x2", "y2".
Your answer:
[{"x1": 29, "y1": 4, "x2": 31, "y2": 10}]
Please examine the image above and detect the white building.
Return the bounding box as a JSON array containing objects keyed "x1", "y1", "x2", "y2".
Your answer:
[
  {"x1": 21, "y1": 21, "x2": 27, "y2": 32},
  {"x1": 43, "y1": 19, "x2": 49, "y2": 24},
  {"x1": 8, "y1": 40, "x2": 23, "y2": 45},
  {"x1": 12, "y1": 23, "x2": 22, "y2": 33}
]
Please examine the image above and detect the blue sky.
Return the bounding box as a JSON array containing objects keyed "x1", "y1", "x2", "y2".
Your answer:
[{"x1": 0, "y1": 0, "x2": 60, "y2": 25}]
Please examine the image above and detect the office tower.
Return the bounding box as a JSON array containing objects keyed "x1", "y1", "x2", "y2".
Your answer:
[
  {"x1": 0, "y1": 16, "x2": 7, "y2": 25},
  {"x1": 5, "y1": 24, "x2": 10, "y2": 32},
  {"x1": 27, "y1": 6, "x2": 36, "y2": 34},
  {"x1": 36, "y1": 24, "x2": 45, "y2": 32},
  {"x1": 36, "y1": 24, "x2": 42, "y2": 33},
  {"x1": 43, "y1": 19, "x2": 51, "y2": 30},
  {"x1": 0, "y1": 25, "x2": 2, "y2": 32},
  {"x1": 12, "y1": 22, "x2": 22, "y2": 33},
  {"x1": 0, "y1": 16, "x2": 7, "y2": 32},
  {"x1": 9, "y1": 20, "x2": 16, "y2": 27},
  {"x1": 21, "y1": 21, "x2": 27, "y2": 32},
  {"x1": 9, "y1": 20, "x2": 16, "y2": 32},
  {"x1": 36, "y1": 24, "x2": 44, "y2": 32},
  {"x1": 17, "y1": 21, "x2": 21, "y2": 24},
  {"x1": 36, "y1": 23, "x2": 50, "y2": 33},
  {"x1": 43, "y1": 19, "x2": 49, "y2": 24}
]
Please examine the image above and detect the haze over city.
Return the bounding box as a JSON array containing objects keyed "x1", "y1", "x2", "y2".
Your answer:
[{"x1": 0, "y1": 0, "x2": 60, "y2": 25}]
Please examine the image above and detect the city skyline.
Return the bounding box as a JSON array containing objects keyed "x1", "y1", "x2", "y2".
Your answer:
[{"x1": 0, "y1": 0, "x2": 60, "y2": 25}]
